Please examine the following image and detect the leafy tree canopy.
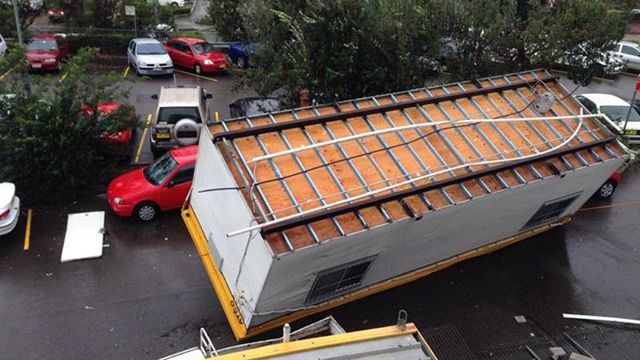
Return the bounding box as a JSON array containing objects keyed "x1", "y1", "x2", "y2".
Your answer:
[
  {"x1": 216, "y1": 0, "x2": 627, "y2": 104},
  {"x1": 0, "y1": 48, "x2": 137, "y2": 203}
]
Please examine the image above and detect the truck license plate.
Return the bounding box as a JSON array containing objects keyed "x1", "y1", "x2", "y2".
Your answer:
[{"x1": 624, "y1": 129, "x2": 638, "y2": 135}]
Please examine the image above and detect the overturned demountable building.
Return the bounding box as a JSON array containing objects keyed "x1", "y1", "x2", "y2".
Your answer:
[{"x1": 182, "y1": 69, "x2": 631, "y2": 340}]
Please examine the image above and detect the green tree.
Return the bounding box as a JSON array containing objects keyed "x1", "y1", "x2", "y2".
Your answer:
[
  {"x1": 239, "y1": 0, "x2": 444, "y2": 105},
  {"x1": 442, "y1": 0, "x2": 628, "y2": 81},
  {"x1": 207, "y1": 0, "x2": 245, "y2": 41},
  {"x1": 0, "y1": 48, "x2": 138, "y2": 203}
]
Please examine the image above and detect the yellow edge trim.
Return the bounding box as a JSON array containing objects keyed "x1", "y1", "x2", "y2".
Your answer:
[
  {"x1": 184, "y1": 202, "x2": 569, "y2": 341},
  {"x1": 181, "y1": 207, "x2": 248, "y2": 340},
  {"x1": 210, "y1": 324, "x2": 419, "y2": 360}
]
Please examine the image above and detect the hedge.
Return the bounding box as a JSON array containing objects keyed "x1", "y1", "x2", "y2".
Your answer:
[{"x1": 67, "y1": 33, "x2": 133, "y2": 55}]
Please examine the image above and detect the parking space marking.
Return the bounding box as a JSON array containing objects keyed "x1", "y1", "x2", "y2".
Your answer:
[
  {"x1": 135, "y1": 113, "x2": 153, "y2": 163},
  {"x1": 0, "y1": 65, "x2": 16, "y2": 81},
  {"x1": 122, "y1": 65, "x2": 130, "y2": 79},
  {"x1": 23, "y1": 209, "x2": 33, "y2": 251},
  {"x1": 592, "y1": 76, "x2": 615, "y2": 84},
  {"x1": 215, "y1": 111, "x2": 219, "y2": 122},
  {"x1": 59, "y1": 72, "x2": 69, "y2": 82},
  {"x1": 174, "y1": 69, "x2": 218, "y2": 82},
  {"x1": 622, "y1": 72, "x2": 638, "y2": 77}
]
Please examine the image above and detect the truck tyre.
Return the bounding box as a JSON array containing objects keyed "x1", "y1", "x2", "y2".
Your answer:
[
  {"x1": 173, "y1": 118, "x2": 200, "y2": 146},
  {"x1": 134, "y1": 202, "x2": 159, "y2": 221},
  {"x1": 597, "y1": 179, "x2": 617, "y2": 200}
]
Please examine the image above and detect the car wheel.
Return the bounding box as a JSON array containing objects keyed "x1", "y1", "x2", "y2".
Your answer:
[
  {"x1": 195, "y1": 64, "x2": 202, "y2": 75},
  {"x1": 134, "y1": 202, "x2": 159, "y2": 221},
  {"x1": 597, "y1": 179, "x2": 617, "y2": 200},
  {"x1": 237, "y1": 57, "x2": 246, "y2": 69},
  {"x1": 171, "y1": 2, "x2": 179, "y2": 7}
]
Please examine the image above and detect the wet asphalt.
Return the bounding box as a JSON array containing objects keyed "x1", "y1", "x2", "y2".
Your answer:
[{"x1": 1, "y1": 69, "x2": 640, "y2": 359}]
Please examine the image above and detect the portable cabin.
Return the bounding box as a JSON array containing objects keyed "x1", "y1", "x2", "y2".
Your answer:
[{"x1": 182, "y1": 69, "x2": 630, "y2": 340}]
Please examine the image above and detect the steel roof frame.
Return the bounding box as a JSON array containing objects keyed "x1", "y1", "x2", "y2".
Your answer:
[
  {"x1": 259, "y1": 136, "x2": 615, "y2": 236},
  {"x1": 212, "y1": 75, "x2": 557, "y2": 142}
]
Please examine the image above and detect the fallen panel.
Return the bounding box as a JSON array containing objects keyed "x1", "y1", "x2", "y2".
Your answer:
[{"x1": 60, "y1": 211, "x2": 105, "y2": 263}]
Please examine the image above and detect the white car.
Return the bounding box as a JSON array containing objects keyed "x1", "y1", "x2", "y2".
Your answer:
[
  {"x1": 157, "y1": 0, "x2": 186, "y2": 7},
  {"x1": 0, "y1": 182, "x2": 20, "y2": 236},
  {"x1": 127, "y1": 38, "x2": 173, "y2": 76},
  {"x1": 556, "y1": 44, "x2": 624, "y2": 77},
  {"x1": 609, "y1": 41, "x2": 640, "y2": 71},
  {"x1": 575, "y1": 93, "x2": 640, "y2": 144},
  {"x1": 0, "y1": 33, "x2": 6, "y2": 57}
]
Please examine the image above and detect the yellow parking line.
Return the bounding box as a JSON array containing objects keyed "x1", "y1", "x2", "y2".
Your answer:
[
  {"x1": 621, "y1": 72, "x2": 637, "y2": 77},
  {"x1": 134, "y1": 113, "x2": 153, "y2": 163},
  {"x1": 0, "y1": 65, "x2": 16, "y2": 80},
  {"x1": 23, "y1": 209, "x2": 33, "y2": 251},
  {"x1": 215, "y1": 111, "x2": 219, "y2": 122},
  {"x1": 122, "y1": 65, "x2": 130, "y2": 79},
  {"x1": 174, "y1": 69, "x2": 218, "y2": 82},
  {"x1": 59, "y1": 72, "x2": 68, "y2": 82}
]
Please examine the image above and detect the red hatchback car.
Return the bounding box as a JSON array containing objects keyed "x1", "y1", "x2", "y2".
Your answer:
[
  {"x1": 26, "y1": 33, "x2": 69, "y2": 72},
  {"x1": 164, "y1": 37, "x2": 228, "y2": 74},
  {"x1": 81, "y1": 102, "x2": 133, "y2": 145},
  {"x1": 107, "y1": 145, "x2": 197, "y2": 221}
]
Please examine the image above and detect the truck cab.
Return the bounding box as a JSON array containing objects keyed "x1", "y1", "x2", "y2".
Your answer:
[{"x1": 150, "y1": 86, "x2": 212, "y2": 158}]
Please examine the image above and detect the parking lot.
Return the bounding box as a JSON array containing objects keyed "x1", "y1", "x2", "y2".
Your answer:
[{"x1": 2, "y1": 68, "x2": 640, "y2": 359}]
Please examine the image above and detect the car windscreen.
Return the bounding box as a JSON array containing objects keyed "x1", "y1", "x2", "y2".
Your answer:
[
  {"x1": 157, "y1": 107, "x2": 201, "y2": 124},
  {"x1": 27, "y1": 39, "x2": 57, "y2": 51},
  {"x1": 192, "y1": 42, "x2": 216, "y2": 54},
  {"x1": 137, "y1": 43, "x2": 166, "y2": 55},
  {"x1": 144, "y1": 152, "x2": 178, "y2": 186},
  {"x1": 600, "y1": 105, "x2": 640, "y2": 122}
]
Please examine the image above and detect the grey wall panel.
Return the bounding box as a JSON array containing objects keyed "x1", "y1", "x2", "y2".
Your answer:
[
  {"x1": 191, "y1": 129, "x2": 274, "y2": 324},
  {"x1": 249, "y1": 157, "x2": 625, "y2": 326}
]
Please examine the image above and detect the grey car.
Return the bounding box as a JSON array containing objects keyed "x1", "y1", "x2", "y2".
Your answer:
[
  {"x1": 609, "y1": 41, "x2": 640, "y2": 71},
  {"x1": 127, "y1": 38, "x2": 174, "y2": 76}
]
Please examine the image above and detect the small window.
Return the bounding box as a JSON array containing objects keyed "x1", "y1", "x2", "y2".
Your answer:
[
  {"x1": 622, "y1": 45, "x2": 640, "y2": 57},
  {"x1": 171, "y1": 164, "x2": 195, "y2": 185},
  {"x1": 306, "y1": 257, "x2": 375, "y2": 304},
  {"x1": 157, "y1": 106, "x2": 202, "y2": 124},
  {"x1": 521, "y1": 192, "x2": 582, "y2": 230}
]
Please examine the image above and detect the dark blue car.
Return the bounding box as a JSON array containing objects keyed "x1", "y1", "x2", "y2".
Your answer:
[{"x1": 228, "y1": 42, "x2": 259, "y2": 68}]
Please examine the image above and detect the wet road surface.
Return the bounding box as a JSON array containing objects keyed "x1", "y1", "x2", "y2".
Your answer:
[{"x1": 2, "y1": 167, "x2": 639, "y2": 359}]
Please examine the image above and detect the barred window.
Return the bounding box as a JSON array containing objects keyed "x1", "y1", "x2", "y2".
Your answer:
[
  {"x1": 521, "y1": 192, "x2": 582, "y2": 230},
  {"x1": 306, "y1": 258, "x2": 375, "y2": 304}
]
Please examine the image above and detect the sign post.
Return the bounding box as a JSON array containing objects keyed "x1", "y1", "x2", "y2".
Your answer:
[
  {"x1": 125, "y1": 5, "x2": 137, "y2": 38},
  {"x1": 623, "y1": 74, "x2": 640, "y2": 133}
]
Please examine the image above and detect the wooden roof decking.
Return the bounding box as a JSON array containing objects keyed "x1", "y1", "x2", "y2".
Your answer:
[{"x1": 208, "y1": 69, "x2": 624, "y2": 254}]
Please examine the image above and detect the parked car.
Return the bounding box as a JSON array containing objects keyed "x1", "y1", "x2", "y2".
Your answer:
[
  {"x1": 107, "y1": 145, "x2": 197, "y2": 221},
  {"x1": 26, "y1": 33, "x2": 68, "y2": 72},
  {"x1": 80, "y1": 102, "x2": 134, "y2": 146},
  {"x1": 149, "y1": 86, "x2": 212, "y2": 157},
  {"x1": 127, "y1": 38, "x2": 174, "y2": 76},
  {"x1": 597, "y1": 172, "x2": 622, "y2": 200},
  {"x1": 575, "y1": 93, "x2": 640, "y2": 144},
  {"x1": 228, "y1": 42, "x2": 260, "y2": 68},
  {"x1": 164, "y1": 37, "x2": 229, "y2": 74},
  {"x1": 0, "y1": 182, "x2": 20, "y2": 236},
  {"x1": 47, "y1": 7, "x2": 65, "y2": 22},
  {"x1": 609, "y1": 41, "x2": 640, "y2": 71},
  {"x1": 157, "y1": 0, "x2": 185, "y2": 7},
  {"x1": 0, "y1": 33, "x2": 6, "y2": 57},
  {"x1": 556, "y1": 44, "x2": 624, "y2": 77},
  {"x1": 229, "y1": 97, "x2": 281, "y2": 118}
]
